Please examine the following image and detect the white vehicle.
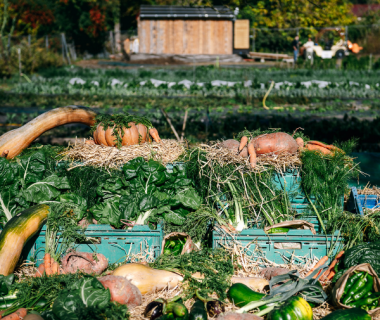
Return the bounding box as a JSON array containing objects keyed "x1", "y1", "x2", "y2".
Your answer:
[{"x1": 301, "y1": 28, "x2": 361, "y2": 60}]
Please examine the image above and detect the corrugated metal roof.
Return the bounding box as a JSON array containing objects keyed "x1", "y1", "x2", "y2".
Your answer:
[{"x1": 140, "y1": 5, "x2": 234, "y2": 20}]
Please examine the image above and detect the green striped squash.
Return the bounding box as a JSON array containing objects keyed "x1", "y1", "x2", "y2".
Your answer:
[{"x1": 0, "y1": 204, "x2": 50, "y2": 275}]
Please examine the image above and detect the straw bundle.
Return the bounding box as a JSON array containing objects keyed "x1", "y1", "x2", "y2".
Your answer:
[
  {"x1": 358, "y1": 185, "x2": 380, "y2": 196},
  {"x1": 194, "y1": 141, "x2": 302, "y2": 174},
  {"x1": 60, "y1": 139, "x2": 185, "y2": 169}
]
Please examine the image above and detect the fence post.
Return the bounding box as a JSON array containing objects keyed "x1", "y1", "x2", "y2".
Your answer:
[
  {"x1": 18, "y1": 48, "x2": 21, "y2": 77},
  {"x1": 62, "y1": 33, "x2": 71, "y2": 65},
  {"x1": 61, "y1": 34, "x2": 65, "y2": 61},
  {"x1": 7, "y1": 35, "x2": 11, "y2": 55},
  {"x1": 61, "y1": 33, "x2": 71, "y2": 65},
  {"x1": 369, "y1": 54, "x2": 372, "y2": 71},
  {"x1": 110, "y1": 31, "x2": 115, "y2": 54},
  {"x1": 45, "y1": 35, "x2": 49, "y2": 51},
  {"x1": 28, "y1": 34, "x2": 31, "y2": 46},
  {"x1": 252, "y1": 28, "x2": 255, "y2": 52},
  {"x1": 345, "y1": 26, "x2": 348, "y2": 43}
]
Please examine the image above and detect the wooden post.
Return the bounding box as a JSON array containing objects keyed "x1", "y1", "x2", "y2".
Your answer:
[
  {"x1": 180, "y1": 109, "x2": 189, "y2": 142},
  {"x1": 252, "y1": 28, "x2": 255, "y2": 52},
  {"x1": 45, "y1": 35, "x2": 49, "y2": 51},
  {"x1": 61, "y1": 33, "x2": 71, "y2": 65},
  {"x1": 18, "y1": 48, "x2": 21, "y2": 78},
  {"x1": 61, "y1": 34, "x2": 65, "y2": 62},
  {"x1": 7, "y1": 34, "x2": 10, "y2": 55},
  {"x1": 28, "y1": 34, "x2": 31, "y2": 46},
  {"x1": 110, "y1": 31, "x2": 115, "y2": 54},
  {"x1": 160, "y1": 108, "x2": 180, "y2": 141}
]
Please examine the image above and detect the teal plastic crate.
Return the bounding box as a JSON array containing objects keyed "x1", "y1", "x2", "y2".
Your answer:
[
  {"x1": 272, "y1": 168, "x2": 303, "y2": 194},
  {"x1": 24, "y1": 223, "x2": 164, "y2": 267},
  {"x1": 272, "y1": 169, "x2": 343, "y2": 215},
  {"x1": 212, "y1": 228, "x2": 342, "y2": 265}
]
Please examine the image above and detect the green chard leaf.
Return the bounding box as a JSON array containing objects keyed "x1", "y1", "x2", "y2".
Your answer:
[
  {"x1": 174, "y1": 188, "x2": 202, "y2": 210},
  {"x1": 23, "y1": 182, "x2": 61, "y2": 203},
  {"x1": 119, "y1": 196, "x2": 139, "y2": 220},
  {"x1": 90, "y1": 198, "x2": 121, "y2": 227},
  {"x1": 163, "y1": 211, "x2": 186, "y2": 225},
  {"x1": 43, "y1": 174, "x2": 71, "y2": 189},
  {"x1": 122, "y1": 157, "x2": 145, "y2": 180}
]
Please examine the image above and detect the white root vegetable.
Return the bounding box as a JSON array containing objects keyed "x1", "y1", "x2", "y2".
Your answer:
[
  {"x1": 112, "y1": 263, "x2": 183, "y2": 295},
  {"x1": 218, "y1": 312, "x2": 263, "y2": 320}
]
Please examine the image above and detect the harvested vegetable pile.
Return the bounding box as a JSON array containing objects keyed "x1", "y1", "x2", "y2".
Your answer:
[{"x1": 60, "y1": 139, "x2": 185, "y2": 169}]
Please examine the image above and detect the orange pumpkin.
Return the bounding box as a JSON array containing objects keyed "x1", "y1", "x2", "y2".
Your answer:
[{"x1": 93, "y1": 122, "x2": 157, "y2": 147}]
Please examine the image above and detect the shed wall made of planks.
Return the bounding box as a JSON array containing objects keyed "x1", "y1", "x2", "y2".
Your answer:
[{"x1": 139, "y1": 19, "x2": 232, "y2": 54}]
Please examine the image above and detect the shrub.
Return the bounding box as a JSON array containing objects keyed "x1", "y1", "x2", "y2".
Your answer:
[{"x1": 0, "y1": 38, "x2": 64, "y2": 77}]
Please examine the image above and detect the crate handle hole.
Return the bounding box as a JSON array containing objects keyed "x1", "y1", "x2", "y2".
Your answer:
[
  {"x1": 77, "y1": 237, "x2": 101, "y2": 244},
  {"x1": 274, "y1": 242, "x2": 301, "y2": 249}
]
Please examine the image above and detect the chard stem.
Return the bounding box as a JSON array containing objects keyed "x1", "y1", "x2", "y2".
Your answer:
[
  {"x1": 236, "y1": 297, "x2": 280, "y2": 313},
  {"x1": 254, "y1": 304, "x2": 277, "y2": 317}
]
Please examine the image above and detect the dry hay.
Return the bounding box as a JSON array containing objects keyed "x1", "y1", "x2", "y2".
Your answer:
[
  {"x1": 14, "y1": 260, "x2": 37, "y2": 280},
  {"x1": 193, "y1": 142, "x2": 302, "y2": 174},
  {"x1": 358, "y1": 184, "x2": 380, "y2": 196},
  {"x1": 60, "y1": 139, "x2": 185, "y2": 169}
]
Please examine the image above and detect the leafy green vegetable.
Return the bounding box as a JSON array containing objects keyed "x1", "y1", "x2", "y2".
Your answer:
[
  {"x1": 151, "y1": 249, "x2": 234, "y2": 300},
  {"x1": 342, "y1": 241, "x2": 380, "y2": 276},
  {"x1": 45, "y1": 203, "x2": 87, "y2": 262},
  {"x1": 0, "y1": 274, "x2": 14, "y2": 296}
]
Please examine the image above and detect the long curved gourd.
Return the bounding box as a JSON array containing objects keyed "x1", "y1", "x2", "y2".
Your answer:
[
  {"x1": 0, "y1": 106, "x2": 97, "y2": 159},
  {"x1": 0, "y1": 204, "x2": 50, "y2": 275}
]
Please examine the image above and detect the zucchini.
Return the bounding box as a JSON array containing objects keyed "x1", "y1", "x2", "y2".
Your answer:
[
  {"x1": 189, "y1": 300, "x2": 207, "y2": 320},
  {"x1": 0, "y1": 204, "x2": 50, "y2": 276},
  {"x1": 319, "y1": 308, "x2": 371, "y2": 320},
  {"x1": 267, "y1": 227, "x2": 290, "y2": 234},
  {"x1": 227, "y1": 283, "x2": 265, "y2": 307}
]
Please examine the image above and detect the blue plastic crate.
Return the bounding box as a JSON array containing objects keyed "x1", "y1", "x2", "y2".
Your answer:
[
  {"x1": 24, "y1": 223, "x2": 164, "y2": 267},
  {"x1": 212, "y1": 227, "x2": 342, "y2": 265},
  {"x1": 348, "y1": 187, "x2": 380, "y2": 216}
]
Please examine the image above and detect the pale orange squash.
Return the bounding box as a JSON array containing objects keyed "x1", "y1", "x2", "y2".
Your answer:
[
  {"x1": 93, "y1": 122, "x2": 161, "y2": 147},
  {"x1": 0, "y1": 106, "x2": 96, "y2": 159}
]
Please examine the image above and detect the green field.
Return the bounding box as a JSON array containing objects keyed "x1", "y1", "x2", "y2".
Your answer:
[{"x1": 1, "y1": 65, "x2": 380, "y2": 152}]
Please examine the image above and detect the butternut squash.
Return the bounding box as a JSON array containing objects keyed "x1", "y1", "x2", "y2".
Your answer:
[
  {"x1": 0, "y1": 204, "x2": 50, "y2": 275},
  {"x1": 112, "y1": 263, "x2": 183, "y2": 294},
  {"x1": 0, "y1": 106, "x2": 96, "y2": 159}
]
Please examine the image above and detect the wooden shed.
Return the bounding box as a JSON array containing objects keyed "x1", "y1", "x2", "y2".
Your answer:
[{"x1": 138, "y1": 5, "x2": 234, "y2": 55}]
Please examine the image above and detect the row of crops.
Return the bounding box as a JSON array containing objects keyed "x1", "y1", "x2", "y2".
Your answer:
[{"x1": 6, "y1": 66, "x2": 380, "y2": 101}]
